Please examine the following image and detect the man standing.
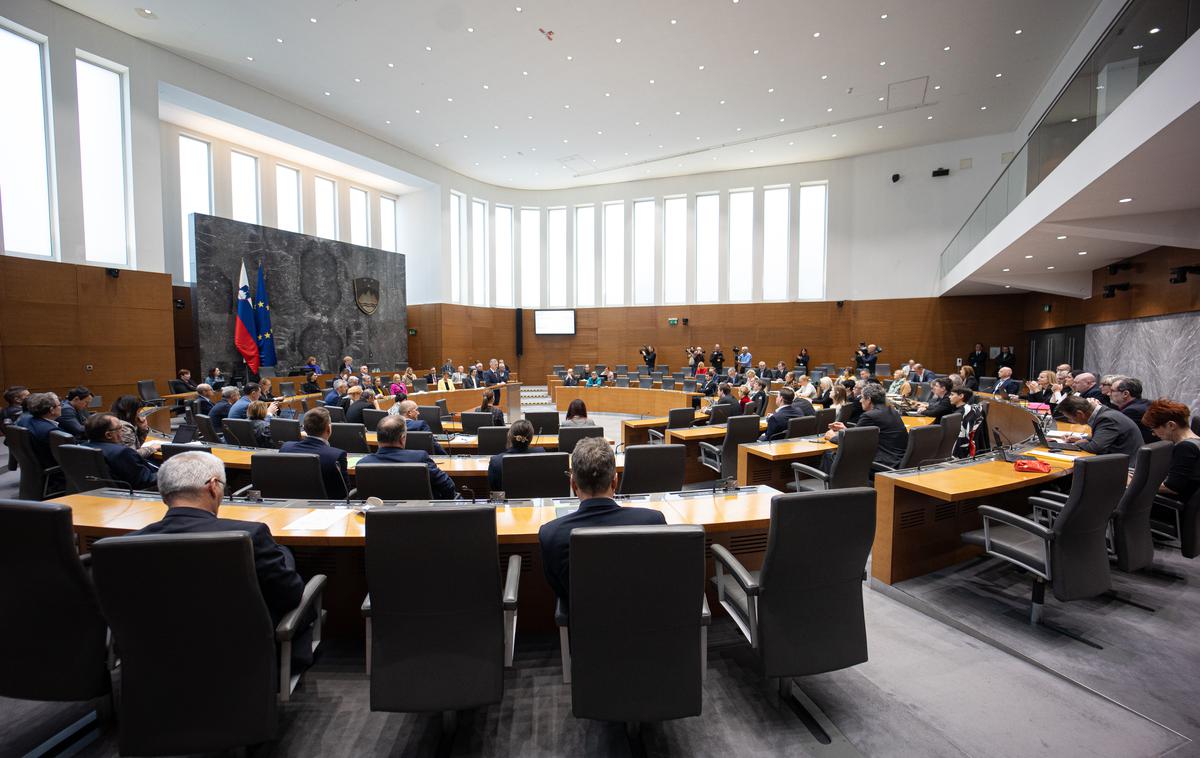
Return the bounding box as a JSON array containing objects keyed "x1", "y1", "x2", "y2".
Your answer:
[
  {"x1": 996, "y1": 347, "x2": 1016, "y2": 370},
  {"x1": 82, "y1": 413, "x2": 158, "y2": 490},
  {"x1": 483, "y1": 358, "x2": 504, "y2": 404},
  {"x1": 1058, "y1": 396, "x2": 1143, "y2": 459},
  {"x1": 279, "y1": 408, "x2": 349, "y2": 499},
  {"x1": 966, "y1": 343, "x2": 989, "y2": 375},
  {"x1": 710, "y1": 344, "x2": 725, "y2": 375},
  {"x1": 737, "y1": 346, "x2": 752, "y2": 374},
  {"x1": 824, "y1": 384, "x2": 909, "y2": 469},
  {"x1": 58, "y1": 386, "x2": 94, "y2": 439},
  {"x1": 357, "y1": 416, "x2": 457, "y2": 500},
  {"x1": 1108, "y1": 378, "x2": 1154, "y2": 444}
]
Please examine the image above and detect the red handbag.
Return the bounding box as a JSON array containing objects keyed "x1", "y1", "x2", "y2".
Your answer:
[{"x1": 1014, "y1": 459, "x2": 1052, "y2": 473}]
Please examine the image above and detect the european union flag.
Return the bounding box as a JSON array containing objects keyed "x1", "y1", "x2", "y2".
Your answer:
[{"x1": 254, "y1": 264, "x2": 277, "y2": 368}]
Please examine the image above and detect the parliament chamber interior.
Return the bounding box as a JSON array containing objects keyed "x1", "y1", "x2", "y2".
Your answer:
[{"x1": 3, "y1": 0, "x2": 1200, "y2": 756}]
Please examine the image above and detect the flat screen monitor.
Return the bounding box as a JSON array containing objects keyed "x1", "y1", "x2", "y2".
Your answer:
[{"x1": 534, "y1": 309, "x2": 576, "y2": 335}]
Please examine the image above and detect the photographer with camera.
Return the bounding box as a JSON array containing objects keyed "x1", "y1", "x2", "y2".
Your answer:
[
  {"x1": 640, "y1": 345, "x2": 657, "y2": 371},
  {"x1": 854, "y1": 342, "x2": 883, "y2": 374}
]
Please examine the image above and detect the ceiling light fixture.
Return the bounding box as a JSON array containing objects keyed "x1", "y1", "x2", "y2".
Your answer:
[
  {"x1": 831, "y1": 133, "x2": 838, "y2": 137},
  {"x1": 309, "y1": 17, "x2": 317, "y2": 23},
  {"x1": 387, "y1": 62, "x2": 394, "y2": 68},
  {"x1": 1133, "y1": 44, "x2": 1144, "y2": 50},
  {"x1": 934, "y1": 84, "x2": 941, "y2": 90},
  {"x1": 522, "y1": 70, "x2": 528, "y2": 76},
  {"x1": 482, "y1": 84, "x2": 489, "y2": 89},
  {"x1": 566, "y1": 55, "x2": 573, "y2": 61},
  {"x1": 1024, "y1": 254, "x2": 1033, "y2": 259},
  {"x1": 879, "y1": 60, "x2": 886, "y2": 65},
  {"x1": 821, "y1": 74, "x2": 828, "y2": 79},
  {"x1": 385, "y1": 120, "x2": 391, "y2": 125},
  {"x1": 615, "y1": 37, "x2": 622, "y2": 43},
  {"x1": 699, "y1": 65, "x2": 705, "y2": 70},
  {"x1": 527, "y1": 114, "x2": 533, "y2": 119},
  {"x1": 605, "y1": 92, "x2": 611, "y2": 97},
  {"x1": 1056, "y1": 235, "x2": 1067, "y2": 239},
  {"x1": 880, "y1": 13, "x2": 888, "y2": 19},
  {"x1": 789, "y1": 141, "x2": 794, "y2": 145},
  {"x1": 827, "y1": 107, "x2": 833, "y2": 112},
  {"x1": 245, "y1": 56, "x2": 253, "y2": 61},
  {"x1": 927, "y1": 115, "x2": 933, "y2": 119},
  {"x1": 447, "y1": 97, "x2": 453, "y2": 102},
  {"x1": 980, "y1": 105, "x2": 988, "y2": 110},
  {"x1": 736, "y1": 127, "x2": 742, "y2": 131},
  {"x1": 415, "y1": 109, "x2": 421, "y2": 114},
  {"x1": 877, "y1": 124, "x2": 883, "y2": 129},
  {"x1": 779, "y1": 117, "x2": 785, "y2": 122},
  {"x1": 753, "y1": 49, "x2": 760, "y2": 54},
  {"x1": 670, "y1": 18, "x2": 677, "y2": 24},
  {"x1": 1002, "y1": 268, "x2": 1010, "y2": 272},
  {"x1": 675, "y1": 111, "x2": 681, "y2": 115},
  {"x1": 467, "y1": 27, "x2": 474, "y2": 32},
  {"x1": 813, "y1": 32, "x2": 820, "y2": 38},
  {"x1": 276, "y1": 37, "x2": 284, "y2": 43},
  {"x1": 878, "y1": 96, "x2": 885, "y2": 101},
  {"x1": 1047, "y1": 266, "x2": 1055, "y2": 270},
  {"x1": 1078, "y1": 251, "x2": 1088, "y2": 255},
  {"x1": 943, "y1": 45, "x2": 951, "y2": 51},
  {"x1": 1119, "y1": 197, "x2": 1133, "y2": 203},
  {"x1": 635, "y1": 121, "x2": 640, "y2": 125},
  {"x1": 768, "y1": 87, "x2": 775, "y2": 93},
  {"x1": 719, "y1": 99, "x2": 726, "y2": 104},
  {"x1": 135, "y1": 8, "x2": 156, "y2": 19},
  {"x1": 493, "y1": 124, "x2": 499, "y2": 129},
  {"x1": 434, "y1": 143, "x2": 440, "y2": 147},
  {"x1": 1005, "y1": 285, "x2": 1012, "y2": 289},
  {"x1": 323, "y1": 91, "x2": 331, "y2": 96},
  {"x1": 995, "y1": 72, "x2": 1002, "y2": 77},
  {"x1": 1149, "y1": 27, "x2": 1160, "y2": 33},
  {"x1": 353, "y1": 77, "x2": 360, "y2": 82},
  {"x1": 649, "y1": 79, "x2": 655, "y2": 84},
  {"x1": 425, "y1": 45, "x2": 432, "y2": 51},
  {"x1": 1071, "y1": 117, "x2": 1079, "y2": 122},
  {"x1": 1014, "y1": 28, "x2": 1022, "y2": 34}
]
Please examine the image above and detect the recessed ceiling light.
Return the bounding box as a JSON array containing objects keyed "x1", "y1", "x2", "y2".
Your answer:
[
  {"x1": 1056, "y1": 235, "x2": 1067, "y2": 239},
  {"x1": 531, "y1": 147, "x2": 536, "y2": 151},
  {"x1": 527, "y1": 114, "x2": 533, "y2": 119},
  {"x1": 276, "y1": 37, "x2": 284, "y2": 44},
  {"x1": 605, "y1": 92, "x2": 611, "y2": 97},
  {"x1": 649, "y1": 79, "x2": 655, "y2": 84},
  {"x1": 698, "y1": 65, "x2": 705, "y2": 70},
  {"x1": 1078, "y1": 251, "x2": 1088, "y2": 255},
  {"x1": 1047, "y1": 266, "x2": 1055, "y2": 270},
  {"x1": 563, "y1": 139, "x2": 568, "y2": 143},
  {"x1": 1024, "y1": 254, "x2": 1034, "y2": 259},
  {"x1": 385, "y1": 120, "x2": 391, "y2": 125},
  {"x1": 1002, "y1": 268, "x2": 1011, "y2": 272},
  {"x1": 615, "y1": 37, "x2": 622, "y2": 43},
  {"x1": 675, "y1": 111, "x2": 681, "y2": 115},
  {"x1": 880, "y1": 13, "x2": 888, "y2": 19},
  {"x1": 353, "y1": 77, "x2": 360, "y2": 82},
  {"x1": 135, "y1": 8, "x2": 156, "y2": 19},
  {"x1": 522, "y1": 70, "x2": 528, "y2": 76},
  {"x1": 425, "y1": 45, "x2": 432, "y2": 52},
  {"x1": 768, "y1": 87, "x2": 775, "y2": 93},
  {"x1": 635, "y1": 121, "x2": 640, "y2": 125},
  {"x1": 995, "y1": 72, "x2": 1002, "y2": 77},
  {"x1": 719, "y1": 99, "x2": 726, "y2": 104},
  {"x1": 563, "y1": 104, "x2": 570, "y2": 109},
  {"x1": 827, "y1": 107, "x2": 833, "y2": 112},
  {"x1": 878, "y1": 96, "x2": 885, "y2": 101},
  {"x1": 1071, "y1": 117, "x2": 1079, "y2": 122},
  {"x1": 879, "y1": 60, "x2": 886, "y2": 66},
  {"x1": 980, "y1": 105, "x2": 988, "y2": 110},
  {"x1": 387, "y1": 62, "x2": 394, "y2": 68},
  {"x1": 1014, "y1": 29, "x2": 1022, "y2": 34},
  {"x1": 447, "y1": 97, "x2": 453, "y2": 102},
  {"x1": 831, "y1": 133, "x2": 838, "y2": 137},
  {"x1": 474, "y1": 162, "x2": 479, "y2": 166},
  {"x1": 1119, "y1": 197, "x2": 1133, "y2": 203},
  {"x1": 736, "y1": 127, "x2": 742, "y2": 132},
  {"x1": 566, "y1": 55, "x2": 573, "y2": 61},
  {"x1": 789, "y1": 141, "x2": 794, "y2": 145},
  {"x1": 658, "y1": 144, "x2": 663, "y2": 148},
  {"x1": 434, "y1": 143, "x2": 440, "y2": 147},
  {"x1": 309, "y1": 17, "x2": 317, "y2": 23},
  {"x1": 1132, "y1": 43, "x2": 1145, "y2": 50},
  {"x1": 877, "y1": 124, "x2": 883, "y2": 129},
  {"x1": 596, "y1": 130, "x2": 603, "y2": 135},
  {"x1": 821, "y1": 74, "x2": 828, "y2": 79},
  {"x1": 467, "y1": 26, "x2": 474, "y2": 32},
  {"x1": 515, "y1": 6, "x2": 522, "y2": 12},
  {"x1": 1149, "y1": 27, "x2": 1160, "y2": 34},
  {"x1": 934, "y1": 84, "x2": 941, "y2": 90},
  {"x1": 749, "y1": 149, "x2": 755, "y2": 154},
  {"x1": 624, "y1": 152, "x2": 629, "y2": 156},
  {"x1": 779, "y1": 117, "x2": 785, "y2": 122},
  {"x1": 323, "y1": 91, "x2": 331, "y2": 96},
  {"x1": 753, "y1": 49, "x2": 760, "y2": 54},
  {"x1": 493, "y1": 124, "x2": 500, "y2": 129},
  {"x1": 927, "y1": 115, "x2": 933, "y2": 119},
  {"x1": 415, "y1": 109, "x2": 421, "y2": 114},
  {"x1": 1004, "y1": 285, "x2": 1012, "y2": 289},
  {"x1": 943, "y1": 45, "x2": 951, "y2": 51},
  {"x1": 463, "y1": 135, "x2": 468, "y2": 139},
  {"x1": 245, "y1": 56, "x2": 253, "y2": 61},
  {"x1": 670, "y1": 18, "x2": 677, "y2": 24}
]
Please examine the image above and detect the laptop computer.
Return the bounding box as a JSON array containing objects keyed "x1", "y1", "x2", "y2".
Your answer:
[
  {"x1": 172, "y1": 424, "x2": 197, "y2": 444},
  {"x1": 1032, "y1": 420, "x2": 1081, "y2": 452}
]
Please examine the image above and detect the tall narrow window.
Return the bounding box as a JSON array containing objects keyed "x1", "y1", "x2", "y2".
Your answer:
[
  {"x1": 471, "y1": 198, "x2": 488, "y2": 305},
  {"x1": 663, "y1": 197, "x2": 686, "y2": 304},
  {"x1": 379, "y1": 196, "x2": 397, "y2": 252},
  {"x1": 762, "y1": 187, "x2": 790, "y2": 300},
  {"x1": 519, "y1": 208, "x2": 540, "y2": 308},
  {"x1": 0, "y1": 26, "x2": 53, "y2": 257},
  {"x1": 546, "y1": 208, "x2": 567, "y2": 307},
  {"x1": 178, "y1": 135, "x2": 212, "y2": 281},
  {"x1": 76, "y1": 57, "x2": 129, "y2": 265},
  {"x1": 728, "y1": 190, "x2": 754, "y2": 301},
  {"x1": 574, "y1": 206, "x2": 595, "y2": 306},
  {"x1": 797, "y1": 184, "x2": 828, "y2": 299},
  {"x1": 632, "y1": 200, "x2": 655, "y2": 304},
  {"x1": 603, "y1": 202, "x2": 625, "y2": 305},
  {"x1": 229, "y1": 151, "x2": 259, "y2": 224},
  {"x1": 695, "y1": 194, "x2": 719, "y2": 302},
  {"x1": 275, "y1": 165, "x2": 301, "y2": 233},
  {"x1": 350, "y1": 187, "x2": 370, "y2": 246},
  {"x1": 450, "y1": 192, "x2": 464, "y2": 302},
  {"x1": 314, "y1": 176, "x2": 336, "y2": 239},
  {"x1": 494, "y1": 205, "x2": 514, "y2": 307}
]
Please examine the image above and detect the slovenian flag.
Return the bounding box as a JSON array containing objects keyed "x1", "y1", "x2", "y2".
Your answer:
[
  {"x1": 235, "y1": 261, "x2": 260, "y2": 375},
  {"x1": 254, "y1": 264, "x2": 277, "y2": 367}
]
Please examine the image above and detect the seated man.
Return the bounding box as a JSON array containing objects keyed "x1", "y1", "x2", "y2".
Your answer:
[
  {"x1": 228, "y1": 382, "x2": 261, "y2": 420},
  {"x1": 1058, "y1": 395, "x2": 1143, "y2": 459},
  {"x1": 992, "y1": 367, "x2": 1022, "y2": 397},
  {"x1": 538, "y1": 438, "x2": 666, "y2": 611},
  {"x1": 357, "y1": 416, "x2": 457, "y2": 499},
  {"x1": 917, "y1": 378, "x2": 955, "y2": 420},
  {"x1": 279, "y1": 408, "x2": 349, "y2": 499},
  {"x1": 703, "y1": 382, "x2": 739, "y2": 421},
  {"x1": 761, "y1": 387, "x2": 809, "y2": 440},
  {"x1": 1071, "y1": 372, "x2": 1106, "y2": 404},
  {"x1": 562, "y1": 369, "x2": 580, "y2": 387},
  {"x1": 195, "y1": 383, "x2": 215, "y2": 415},
  {"x1": 725, "y1": 367, "x2": 746, "y2": 387},
  {"x1": 16, "y1": 392, "x2": 64, "y2": 470},
  {"x1": 1110, "y1": 377, "x2": 1154, "y2": 443},
  {"x1": 82, "y1": 413, "x2": 158, "y2": 490},
  {"x1": 388, "y1": 399, "x2": 448, "y2": 455},
  {"x1": 58, "y1": 386, "x2": 93, "y2": 439},
  {"x1": 907, "y1": 363, "x2": 935, "y2": 383},
  {"x1": 324, "y1": 379, "x2": 348, "y2": 406},
  {"x1": 208, "y1": 386, "x2": 238, "y2": 439},
  {"x1": 823, "y1": 384, "x2": 909, "y2": 469}
]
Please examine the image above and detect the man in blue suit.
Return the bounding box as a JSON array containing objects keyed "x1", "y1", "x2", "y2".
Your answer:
[
  {"x1": 389, "y1": 400, "x2": 448, "y2": 455},
  {"x1": 324, "y1": 379, "x2": 347, "y2": 406},
  {"x1": 208, "y1": 386, "x2": 239, "y2": 439},
  {"x1": 16, "y1": 392, "x2": 64, "y2": 469},
  {"x1": 992, "y1": 367, "x2": 1022, "y2": 397},
  {"x1": 357, "y1": 416, "x2": 458, "y2": 500},
  {"x1": 907, "y1": 363, "x2": 936, "y2": 383},
  {"x1": 279, "y1": 407, "x2": 349, "y2": 499},
  {"x1": 57, "y1": 386, "x2": 93, "y2": 439},
  {"x1": 228, "y1": 382, "x2": 261, "y2": 420},
  {"x1": 761, "y1": 387, "x2": 812, "y2": 440},
  {"x1": 538, "y1": 438, "x2": 666, "y2": 610},
  {"x1": 82, "y1": 413, "x2": 158, "y2": 490}
]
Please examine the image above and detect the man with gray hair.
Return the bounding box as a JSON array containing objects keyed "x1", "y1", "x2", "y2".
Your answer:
[
  {"x1": 538, "y1": 437, "x2": 666, "y2": 609},
  {"x1": 824, "y1": 384, "x2": 910, "y2": 469},
  {"x1": 324, "y1": 379, "x2": 347, "y2": 406},
  {"x1": 208, "y1": 385, "x2": 239, "y2": 439},
  {"x1": 128, "y1": 451, "x2": 304, "y2": 626},
  {"x1": 16, "y1": 392, "x2": 63, "y2": 470}
]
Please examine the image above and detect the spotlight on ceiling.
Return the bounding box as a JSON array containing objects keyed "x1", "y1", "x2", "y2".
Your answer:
[
  {"x1": 1169, "y1": 265, "x2": 1200, "y2": 284},
  {"x1": 1102, "y1": 283, "x2": 1131, "y2": 299}
]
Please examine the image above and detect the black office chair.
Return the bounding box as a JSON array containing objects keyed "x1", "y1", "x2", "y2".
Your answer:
[
  {"x1": 404, "y1": 431, "x2": 434, "y2": 453},
  {"x1": 362, "y1": 506, "x2": 520, "y2": 730},
  {"x1": 222, "y1": 418, "x2": 259, "y2": 447},
  {"x1": 616, "y1": 376, "x2": 630, "y2": 388},
  {"x1": 1152, "y1": 489, "x2": 1200, "y2": 559},
  {"x1": 478, "y1": 426, "x2": 510, "y2": 456},
  {"x1": 661, "y1": 378, "x2": 676, "y2": 391},
  {"x1": 784, "y1": 416, "x2": 818, "y2": 439},
  {"x1": 329, "y1": 422, "x2": 370, "y2": 453},
  {"x1": 682, "y1": 379, "x2": 697, "y2": 393},
  {"x1": 961, "y1": 454, "x2": 1128, "y2": 625},
  {"x1": 354, "y1": 463, "x2": 433, "y2": 501},
  {"x1": 269, "y1": 417, "x2": 301, "y2": 444},
  {"x1": 277, "y1": 381, "x2": 296, "y2": 397},
  {"x1": 559, "y1": 426, "x2": 604, "y2": 454},
  {"x1": 55, "y1": 444, "x2": 119, "y2": 495},
  {"x1": 167, "y1": 379, "x2": 190, "y2": 395},
  {"x1": 435, "y1": 399, "x2": 453, "y2": 422},
  {"x1": 91, "y1": 532, "x2": 326, "y2": 754},
  {"x1": 416, "y1": 406, "x2": 444, "y2": 434},
  {"x1": 461, "y1": 412, "x2": 493, "y2": 435},
  {"x1": 362, "y1": 408, "x2": 388, "y2": 432},
  {"x1": 239, "y1": 453, "x2": 328, "y2": 499},
  {"x1": 979, "y1": 376, "x2": 998, "y2": 393},
  {"x1": 195, "y1": 414, "x2": 222, "y2": 444},
  {"x1": 136, "y1": 379, "x2": 163, "y2": 407},
  {"x1": 713, "y1": 488, "x2": 875, "y2": 702},
  {"x1": 525, "y1": 411, "x2": 560, "y2": 435},
  {"x1": 0, "y1": 501, "x2": 112, "y2": 705},
  {"x1": 935, "y1": 412, "x2": 962, "y2": 461},
  {"x1": 558, "y1": 525, "x2": 708, "y2": 726},
  {"x1": 413, "y1": 378, "x2": 428, "y2": 392},
  {"x1": 814, "y1": 408, "x2": 836, "y2": 434},
  {"x1": 3, "y1": 425, "x2": 63, "y2": 500},
  {"x1": 698, "y1": 415, "x2": 761, "y2": 481},
  {"x1": 323, "y1": 405, "x2": 346, "y2": 423},
  {"x1": 503, "y1": 452, "x2": 571, "y2": 498},
  {"x1": 649, "y1": 407, "x2": 696, "y2": 444},
  {"x1": 160, "y1": 443, "x2": 206, "y2": 461},
  {"x1": 789, "y1": 426, "x2": 879, "y2": 491},
  {"x1": 707, "y1": 403, "x2": 736, "y2": 426},
  {"x1": 872, "y1": 424, "x2": 943, "y2": 473},
  {"x1": 618, "y1": 445, "x2": 686, "y2": 494},
  {"x1": 48, "y1": 429, "x2": 76, "y2": 465},
  {"x1": 911, "y1": 382, "x2": 932, "y2": 402}
]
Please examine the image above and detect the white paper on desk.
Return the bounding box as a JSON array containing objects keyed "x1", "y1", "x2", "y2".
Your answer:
[
  {"x1": 1046, "y1": 430, "x2": 1087, "y2": 439},
  {"x1": 285, "y1": 509, "x2": 350, "y2": 531},
  {"x1": 1029, "y1": 450, "x2": 1086, "y2": 462}
]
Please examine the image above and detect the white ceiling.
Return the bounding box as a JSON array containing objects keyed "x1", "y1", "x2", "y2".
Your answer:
[{"x1": 56, "y1": 0, "x2": 1100, "y2": 190}]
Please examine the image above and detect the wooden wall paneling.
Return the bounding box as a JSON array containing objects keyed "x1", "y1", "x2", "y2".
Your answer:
[{"x1": 173, "y1": 285, "x2": 198, "y2": 376}]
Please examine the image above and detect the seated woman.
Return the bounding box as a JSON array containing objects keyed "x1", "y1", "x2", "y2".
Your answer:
[
  {"x1": 1142, "y1": 400, "x2": 1200, "y2": 503},
  {"x1": 205, "y1": 367, "x2": 225, "y2": 386},
  {"x1": 562, "y1": 399, "x2": 596, "y2": 427},
  {"x1": 388, "y1": 373, "x2": 408, "y2": 399},
  {"x1": 259, "y1": 377, "x2": 276, "y2": 401},
  {"x1": 585, "y1": 371, "x2": 603, "y2": 387},
  {"x1": 887, "y1": 368, "x2": 909, "y2": 395},
  {"x1": 958, "y1": 365, "x2": 979, "y2": 391},
  {"x1": 1025, "y1": 370, "x2": 1058, "y2": 405},
  {"x1": 437, "y1": 370, "x2": 456, "y2": 392},
  {"x1": 403, "y1": 367, "x2": 418, "y2": 386},
  {"x1": 110, "y1": 395, "x2": 159, "y2": 459},
  {"x1": 247, "y1": 400, "x2": 275, "y2": 448},
  {"x1": 300, "y1": 371, "x2": 322, "y2": 395},
  {"x1": 487, "y1": 419, "x2": 546, "y2": 492},
  {"x1": 303, "y1": 355, "x2": 323, "y2": 375},
  {"x1": 477, "y1": 392, "x2": 505, "y2": 426},
  {"x1": 828, "y1": 384, "x2": 849, "y2": 412},
  {"x1": 814, "y1": 376, "x2": 835, "y2": 406},
  {"x1": 795, "y1": 374, "x2": 818, "y2": 399},
  {"x1": 695, "y1": 361, "x2": 708, "y2": 378},
  {"x1": 740, "y1": 377, "x2": 768, "y2": 415}
]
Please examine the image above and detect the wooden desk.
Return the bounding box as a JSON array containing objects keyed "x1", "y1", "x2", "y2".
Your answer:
[
  {"x1": 737, "y1": 438, "x2": 836, "y2": 489},
  {"x1": 621, "y1": 411, "x2": 708, "y2": 447},
  {"x1": 666, "y1": 420, "x2": 769, "y2": 483},
  {"x1": 553, "y1": 385, "x2": 699, "y2": 417}
]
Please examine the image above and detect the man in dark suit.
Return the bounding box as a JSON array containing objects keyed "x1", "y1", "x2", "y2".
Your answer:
[
  {"x1": 279, "y1": 407, "x2": 349, "y2": 499},
  {"x1": 992, "y1": 367, "x2": 1022, "y2": 397},
  {"x1": 710, "y1": 344, "x2": 725, "y2": 374},
  {"x1": 357, "y1": 416, "x2": 457, "y2": 499},
  {"x1": 966, "y1": 343, "x2": 989, "y2": 375},
  {"x1": 824, "y1": 385, "x2": 909, "y2": 468},
  {"x1": 907, "y1": 363, "x2": 935, "y2": 383},
  {"x1": 16, "y1": 392, "x2": 64, "y2": 469},
  {"x1": 703, "y1": 382, "x2": 739, "y2": 423},
  {"x1": 389, "y1": 400, "x2": 448, "y2": 455},
  {"x1": 58, "y1": 386, "x2": 93, "y2": 439},
  {"x1": 562, "y1": 369, "x2": 580, "y2": 387},
  {"x1": 918, "y1": 378, "x2": 955, "y2": 420},
  {"x1": 324, "y1": 379, "x2": 347, "y2": 406},
  {"x1": 209, "y1": 385, "x2": 239, "y2": 436},
  {"x1": 229, "y1": 382, "x2": 261, "y2": 420},
  {"x1": 483, "y1": 358, "x2": 504, "y2": 404},
  {"x1": 761, "y1": 387, "x2": 810, "y2": 440},
  {"x1": 996, "y1": 347, "x2": 1016, "y2": 370},
  {"x1": 195, "y1": 384, "x2": 215, "y2": 415},
  {"x1": 1059, "y1": 396, "x2": 1143, "y2": 459},
  {"x1": 724, "y1": 367, "x2": 746, "y2": 387},
  {"x1": 538, "y1": 438, "x2": 666, "y2": 610},
  {"x1": 82, "y1": 413, "x2": 157, "y2": 490},
  {"x1": 1071, "y1": 373, "x2": 1108, "y2": 405},
  {"x1": 700, "y1": 371, "x2": 721, "y2": 397},
  {"x1": 1110, "y1": 377, "x2": 1154, "y2": 443}
]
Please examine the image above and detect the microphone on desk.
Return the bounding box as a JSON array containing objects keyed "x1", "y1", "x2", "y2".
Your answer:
[
  {"x1": 335, "y1": 462, "x2": 353, "y2": 507},
  {"x1": 460, "y1": 485, "x2": 476, "y2": 503},
  {"x1": 85, "y1": 475, "x2": 134, "y2": 498}
]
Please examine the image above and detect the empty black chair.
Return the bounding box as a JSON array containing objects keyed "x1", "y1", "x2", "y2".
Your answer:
[
  {"x1": 661, "y1": 378, "x2": 676, "y2": 391},
  {"x1": 503, "y1": 452, "x2": 571, "y2": 498},
  {"x1": 277, "y1": 381, "x2": 296, "y2": 397},
  {"x1": 3, "y1": 425, "x2": 63, "y2": 500},
  {"x1": 354, "y1": 463, "x2": 433, "y2": 501},
  {"x1": 559, "y1": 425, "x2": 604, "y2": 454},
  {"x1": 525, "y1": 410, "x2": 560, "y2": 435},
  {"x1": 416, "y1": 405, "x2": 444, "y2": 434},
  {"x1": 682, "y1": 379, "x2": 697, "y2": 393},
  {"x1": 195, "y1": 414, "x2": 221, "y2": 444},
  {"x1": 48, "y1": 429, "x2": 76, "y2": 464},
  {"x1": 935, "y1": 412, "x2": 962, "y2": 461},
  {"x1": 91, "y1": 532, "x2": 326, "y2": 754},
  {"x1": 241, "y1": 453, "x2": 328, "y2": 499},
  {"x1": 618, "y1": 445, "x2": 686, "y2": 494},
  {"x1": 911, "y1": 382, "x2": 932, "y2": 402},
  {"x1": 329, "y1": 422, "x2": 370, "y2": 453},
  {"x1": 616, "y1": 376, "x2": 630, "y2": 388},
  {"x1": 435, "y1": 399, "x2": 452, "y2": 422},
  {"x1": 872, "y1": 423, "x2": 944, "y2": 472},
  {"x1": 361, "y1": 408, "x2": 389, "y2": 432},
  {"x1": 461, "y1": 412, "x2": 493, "y2": 435},
  {"x1": 404, "y1": 430, "x2": 434, "y2": 453},
  {"x1": 789, "y1": 426, "x2": 879, "y2": 491},
  {"x1": 53, "y1": 444, "x2": 114, "y2": 495},
  {"x1": 713, "y1": 488, "x2": 875, "y2": 686},
  {"x1": 269, "y1": 417, "x2": 301, "y2": 444},
  {"x1": 363, "y1": 506, "x2": 520, "y2": 718},
  {"x1": 136, "y1": 379, "x2": 163, "y2": 407},
  {"x1": 785, "y1": 416, "x2": 818, "y2": 439},
  {"x1": 961, "y1": 454, "x2": 1128, "y2": 624},
  {"x1": 323, "y1": 405, "x2": 346, "y2": 423},
  {"x1": 160, "y1": 443, "x2": 206, "y2": 461},
  {"x1": 649, "y1": 407, "x2": 696, "y2": 444},
  {"x1": 698, "y1": 415, "x2": 761, "y2": 481},
  {"x1": 478, "y1": 426, "x2": 510, "y2": 456},
  {"x1": 222, "y1": 418, "x2": 259, "y2": 447},
  {"x1": 707, "y1": 403, "x2": 736, "y2": 426},
  {"x1": 559, "y1": 525, "x2": 707, "y2": 724},
  {"x1": 413, "y1": 378, "x2": 428, "y2": 392},
  {"x1": 0, "y1": 501, "x2": 111, "y2": 704},
  {"x1": 814, "y1": 408, "x2": 836, "y2": 434}
]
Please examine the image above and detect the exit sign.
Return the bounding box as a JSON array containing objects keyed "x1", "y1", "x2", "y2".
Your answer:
[{"x1": 667, "y1": 317, "x2": 679, "y2": 326}]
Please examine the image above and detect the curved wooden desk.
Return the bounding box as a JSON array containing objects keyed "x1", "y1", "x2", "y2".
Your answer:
[{"x1": 553, "y1": 385, "x2": 699, "y2": 417}]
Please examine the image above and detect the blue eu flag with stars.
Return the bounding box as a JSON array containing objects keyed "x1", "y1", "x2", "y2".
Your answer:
[{"x1": 254, "y1": 264, "x2": 277, "y2": 368}]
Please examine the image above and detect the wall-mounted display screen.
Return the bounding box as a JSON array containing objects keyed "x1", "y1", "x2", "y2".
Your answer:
[{"x1": 534, "y1": 309, "x2": 576, "y2": 335}]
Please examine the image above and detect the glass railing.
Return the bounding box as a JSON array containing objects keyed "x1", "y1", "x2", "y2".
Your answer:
[{"x1": 939, "y1": 0, "x2": 1200, "y2": 277}]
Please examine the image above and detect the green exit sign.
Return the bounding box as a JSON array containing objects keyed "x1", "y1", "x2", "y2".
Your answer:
[
  {"x1": 408, "y1": 328, "x2": 417, "y2": 335},
  {"x1": 667, "y1": 317, "x2": 679, "y2": 326}
]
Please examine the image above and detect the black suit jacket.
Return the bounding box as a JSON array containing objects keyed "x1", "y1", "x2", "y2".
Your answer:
[
  {"x1": 1117, "y1": 398, "x2": 1154, "y2": 443},
  {"x1": 209, "y1": 401, "x2": 233, "y2": 438},
  {"x1": 129, "y1": 507, "x2": 303, "y2": 626},
  {"x1": 196, "y1": 396, "x2": 214, "y2": 415},
  {"x1": 922, "y1": 396, "x2": 954, "y2": 420},
  {"x1": 58, "y1": 404, "x2": 90, "y2": 438},
  {"x1": 763, "y1": 402, "x2": 809, "y2": 440},
  {"x1": 562, "y1": 376, "x2": 579, "y2": 387},
  {"x1": 993, "y1": 378, "x2": 1022, "y2": 396},
  {"x1": 966, "y1": 351, "x2": 988, "y2": 372},
  {"x1": 851, "y1": 407, "x2": 910, "y2": 468},
  {"x1": 346, "y1": 400, "x2": 372, "y2": 424},
  {"x1": 85, "y1": 441, "x2": 157, "y2": 490},
  {"x1": 278, "y1": 437, "x2": 349, "y2": 499},
  {"x1": 488, "y1": 446, "x2": 547, "y2": 492},
  {"x1": 1078, "y1": 405, "x2": 1143, "y2": 459},
  {"x1": 18, "y1": 416, "x2": 59, "y2": 469},
  {"x1": 538, "y1": 497, "x2": 667, "y2": 608},
  {"x1": 358, "y1": 447, "x2": 458, "y2": 500}
]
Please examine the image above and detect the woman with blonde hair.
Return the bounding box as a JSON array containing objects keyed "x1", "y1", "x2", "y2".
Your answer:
[{"x1": 958, "y1": 365, "x2": 979, "y2": 391}]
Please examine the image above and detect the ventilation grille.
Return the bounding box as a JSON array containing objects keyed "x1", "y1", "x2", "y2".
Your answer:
[
  {"x1": 898, "y1": 509, "x2": 926, "y2": 529},
  {"x1": 934, "y1": 502, "x2": 958, "y2": 521}
]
